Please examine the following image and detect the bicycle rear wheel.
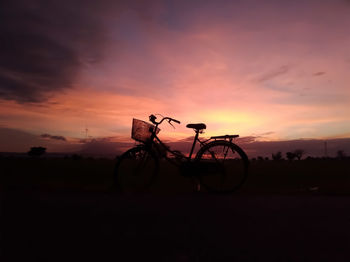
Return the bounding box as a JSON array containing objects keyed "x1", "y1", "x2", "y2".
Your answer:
[
  {"x1": 114, "y1": 146, "x2": 159, "y2": 192},
  {"x1": 195, "y1": 140, "x2": 249, "y2": 193}
]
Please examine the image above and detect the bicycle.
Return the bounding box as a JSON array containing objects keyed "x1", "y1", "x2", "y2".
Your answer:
[{"x1": 113, "y1": 114, "x2": 249, "y2": 193}]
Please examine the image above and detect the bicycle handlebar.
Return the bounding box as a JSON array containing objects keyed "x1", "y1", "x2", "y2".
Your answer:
[{"x1": 149, "y1": 114, "x2": 181, "y2": 125}]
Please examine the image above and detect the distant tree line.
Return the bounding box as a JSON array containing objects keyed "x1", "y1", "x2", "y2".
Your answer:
[
  {"x1": 21, "y1": 146, "x2": 349, "y2": 161},
  {"x1": 270, "y1": 149, "x2": 305, "y2": 161},
  {"x1": 251, "y1": 149, "x2": 348, "y2": 161},
  {"x1": 27, "y1": 147, "x2": 46, "y2": 157},
  {"x1": 23, "y1": 146, "x2": 109, "y2": 160}
]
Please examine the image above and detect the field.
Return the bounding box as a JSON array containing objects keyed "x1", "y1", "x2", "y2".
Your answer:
[
  {"x1": 1, "y1": 157, "x2": 350, "y2": 194},
  {"x1": 2, "y1": 157, "x2": 350, "y2": 261}
]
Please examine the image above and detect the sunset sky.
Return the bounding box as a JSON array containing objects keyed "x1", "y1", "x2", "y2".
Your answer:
[{"x1": 1, "y1": 0, "x2": 350, "y2": 154}]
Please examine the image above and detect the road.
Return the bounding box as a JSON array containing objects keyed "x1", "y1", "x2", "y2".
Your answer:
[{"x1": 2, "y1": 190, "x2": 350, "y2": 261}]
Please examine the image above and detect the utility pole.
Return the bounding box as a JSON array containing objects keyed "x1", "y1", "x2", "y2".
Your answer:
[{"x1": 84, "y1": 124, "x2": 89, "y2": 139}]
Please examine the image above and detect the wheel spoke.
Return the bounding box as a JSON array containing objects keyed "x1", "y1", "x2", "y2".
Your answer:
[
  {"x1": 196, "y1": 141, "x2": 248, "y2": 193},
  {"x1": 114, "y1": 147, "x2": 158, "y2": 192}
]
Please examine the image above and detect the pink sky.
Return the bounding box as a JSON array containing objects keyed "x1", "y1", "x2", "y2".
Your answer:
[{"x1": 1, "y1": 0, "x2": 350, "y2": 153}]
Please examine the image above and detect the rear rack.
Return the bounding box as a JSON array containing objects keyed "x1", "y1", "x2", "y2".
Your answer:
[{"x1": 210, "y1": 135, "x2": 239, "y2": 141}]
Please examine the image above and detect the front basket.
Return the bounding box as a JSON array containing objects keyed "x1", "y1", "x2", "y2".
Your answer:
[{"x1": 131, "y1": 118, "x2": 160, "y2": 143}]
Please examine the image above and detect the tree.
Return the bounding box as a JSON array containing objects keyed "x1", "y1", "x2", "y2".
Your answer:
[
  {"x1": 272, "y1": 151, "x2": 282, "y2": 161},
  {"x1": 286, "y1": 152, "x2": 296, "y2": 161},
  {"x1": 337, "y1": 150, "x2": 346, "y2": 159},
  {"x1": 28, "y1": 147, "x2": 46, "y2": 157},
  {"x1": 293, "y1": 149, "x2": 305, "y2": 160}
]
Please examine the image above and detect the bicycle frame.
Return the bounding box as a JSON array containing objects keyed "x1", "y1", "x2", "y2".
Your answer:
[
  {"x1": 145, "y1": 124, "x2": 210, "y2": 164},
  {"x1": 136, "y1": 115, "x2": 240, "y2": 166}
]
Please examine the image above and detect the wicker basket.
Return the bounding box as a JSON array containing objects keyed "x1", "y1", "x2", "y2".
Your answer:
[{"x1": 131, "y1": 118, "x2": 160, "y2": 142}]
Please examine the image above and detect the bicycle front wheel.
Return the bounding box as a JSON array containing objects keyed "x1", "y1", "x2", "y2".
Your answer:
[
  {"x1": 114, "y1": 146, "x2": 159, "y2": 192},
  {"x1": 195, "y1": 140, "x2": 249, "y2": 193}
]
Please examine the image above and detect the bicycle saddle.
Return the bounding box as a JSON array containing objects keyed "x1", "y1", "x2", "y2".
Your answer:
[{"x1": 186, "y1": 123, "x2": 206, "y2": 130}]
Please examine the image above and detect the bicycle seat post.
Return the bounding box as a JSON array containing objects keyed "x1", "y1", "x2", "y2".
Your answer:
[{"x1": 189, "y1": 130, "x2": 200, "y2": 159}]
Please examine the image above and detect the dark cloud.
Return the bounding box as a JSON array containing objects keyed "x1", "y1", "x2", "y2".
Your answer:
[
  {"x1": 164, "y1": 135, "x2": 259, "y2": 155},
  {"x1": 41, "y1": 133, "x2": 67, "y2": 141},
  {"x1": 259, "y1": 131, "x2": 275, "y2": 136},
  {"x1": 0, "y1": 127, "x2": 78, "y2": 152},
  {"x1": 78, "y1": 136, "x2": 118, "y2": 144},
  {"x1": 236, "y1": 136, "x2": 258, "y2": 144},
  {"x1": 79, "y1": 137, "x2": 133, "y2": 155},
  {"x1": 0, "y1": 0, "x2": 108, "y2": 103},
  {"x1": 257, "y1": 65, "x2": 289, "y2": 82},
  {"x1": 176, "y1": 136, "x2": 197, "y2": 142},
  {"x1": 313, "y1": 72, "x2": 326, "y2": 76},
  {"x1": 234, "y1": 133, "x2": 275, "y2": 144}
]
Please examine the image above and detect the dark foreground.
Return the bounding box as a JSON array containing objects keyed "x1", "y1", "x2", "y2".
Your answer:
[
  {"x1": 1, "y1": 158, "x2": 350, "y2": 261},
  {"x1": 2, "y1": 190, "x2": 350, "y2": 262}
]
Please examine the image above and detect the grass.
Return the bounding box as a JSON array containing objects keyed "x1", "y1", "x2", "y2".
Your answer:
[{"x1": 1, "y1": 157, "x2": 350, "y2": 194}]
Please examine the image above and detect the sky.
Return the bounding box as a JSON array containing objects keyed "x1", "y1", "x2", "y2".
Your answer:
[{"x1": 1, "y1": 0, "x2": 350, "y2": 155}]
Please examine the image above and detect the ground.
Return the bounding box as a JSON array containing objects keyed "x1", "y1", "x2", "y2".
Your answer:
[{"x1": 1, "y1": 158, "x2": 350, "y2": 261}]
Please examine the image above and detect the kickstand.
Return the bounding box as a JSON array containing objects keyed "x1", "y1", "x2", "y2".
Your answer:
[{"x1": 192, "y1": 177, "x2": 201, "y2": 192}]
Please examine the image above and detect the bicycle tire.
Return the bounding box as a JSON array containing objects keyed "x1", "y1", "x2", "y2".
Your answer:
[
  {"x1": 195, "y1": 140, "x2": 249, "y2": 193},
  {"x1": 113, "y1": 145, "x2": 159, "y2": 192}
]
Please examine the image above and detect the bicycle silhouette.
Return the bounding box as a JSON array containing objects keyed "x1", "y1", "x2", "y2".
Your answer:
[{"x1": 114, "y1": 114, "x2": 249, "y2": 193}]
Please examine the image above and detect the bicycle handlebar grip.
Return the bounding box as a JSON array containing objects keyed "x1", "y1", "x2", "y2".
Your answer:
[
  {"x1": 149, "y1": 114, "x2": 157, "y2": 124},
  {"x1": 172, "y1": 119, "x2": 181, "y2": 124}
]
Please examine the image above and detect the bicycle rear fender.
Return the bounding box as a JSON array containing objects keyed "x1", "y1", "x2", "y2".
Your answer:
[{"x1": 194, "y1": 140, "x2": 249, "y2": 165}]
